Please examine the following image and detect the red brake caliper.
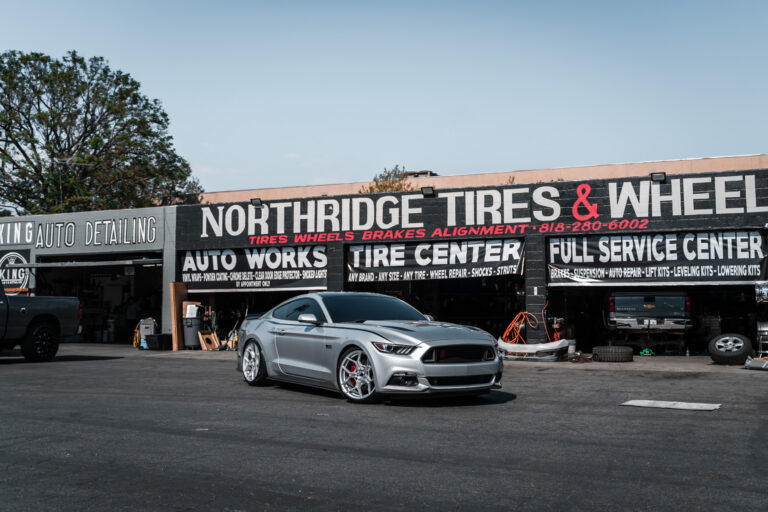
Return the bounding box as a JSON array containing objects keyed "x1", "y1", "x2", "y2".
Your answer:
[{"x1": 349, "y1": 364, "x2": 356, "y2": 386}]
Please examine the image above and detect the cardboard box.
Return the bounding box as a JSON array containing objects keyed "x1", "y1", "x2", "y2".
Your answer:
[{"x1": 182, "y1": 301, "x2": 202, "y2": 318}]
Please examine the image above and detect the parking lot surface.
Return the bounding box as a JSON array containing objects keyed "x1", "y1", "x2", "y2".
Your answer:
[{"x1": 1, "y1": 344, "x2": 766, "y2": 511}]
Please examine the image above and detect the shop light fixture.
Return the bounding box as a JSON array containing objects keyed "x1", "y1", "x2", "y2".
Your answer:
[
  {"x1": 421, "y1": 186, "x2": 436, "y2": 198},
  {"x1": 250, "y1": 198, "x2": 264, "y2": 207},
  {"x1": 649, "y1": 172, "x2": 667, "y2": 183}
]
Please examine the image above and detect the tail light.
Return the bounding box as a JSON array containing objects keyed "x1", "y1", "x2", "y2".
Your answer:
[
  {"x1": 685, "y1": 296, "x2": 691, "y2": 312},
  {"x1": 608, "y1": 296, "x2": 615, "y2": 313},
  {"x1": 78, "y1": 302, "x2": 83, "y2": 320}
]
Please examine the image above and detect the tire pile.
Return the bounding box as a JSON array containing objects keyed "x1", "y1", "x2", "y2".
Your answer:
[{"x1": 591, "y1": 345, "x2": 634, "y2": 363}]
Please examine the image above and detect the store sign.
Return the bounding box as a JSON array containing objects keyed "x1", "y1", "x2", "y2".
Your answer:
[
  {"x1": 346, "y1": 239, "x2": 524, "y2": 283},
  {"x1": 179, "y1": 246, "x2": 328, "y2": 291},
  {"x1": 0, "y1": 221, "x2": 34, "y2": 247},
  {"x1": 34, "y1": 210, "x2": 162, "y2": 253},
  {"x1": 175, "y1": 170, "x2": 768, "y2": 249},
  {"x1": 0, "y1": 208, "x2": 165, "y2": 255},
  {"x1": 0, "y1": 250, "x2": 30, "y2": 294},
  {"x1": 548, "y1": 231, "x2": 766, "y2": 285}
]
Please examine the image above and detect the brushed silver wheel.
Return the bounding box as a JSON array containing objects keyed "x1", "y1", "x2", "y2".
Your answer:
[
  {"x1": 338, "y1": 348, "x2": 376, "y2": 402},
  {"x1": 242, "y1": 342, "x2": 266, "y2": 385}
]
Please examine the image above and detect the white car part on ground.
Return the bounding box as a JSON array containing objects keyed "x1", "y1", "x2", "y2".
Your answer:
[{"x1": 497, "y1": 338, "x2": 572, "y2": 361}]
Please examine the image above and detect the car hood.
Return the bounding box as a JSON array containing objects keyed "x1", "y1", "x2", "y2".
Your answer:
[{"x1": 338, "y1": 320, "x2": 494, "y2": 346}]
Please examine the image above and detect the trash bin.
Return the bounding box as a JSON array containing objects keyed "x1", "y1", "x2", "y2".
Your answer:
[
  {"x1": 146, "y1": 334, "x2": 172, "y2": 350},
  {"x1": 183, "y1": 317, "x2": 203, "y2": 349}
]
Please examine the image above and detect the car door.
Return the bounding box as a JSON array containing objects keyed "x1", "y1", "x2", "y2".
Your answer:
[{"x1": 273, "y1": 298, "x2": 333, "y2": 382}]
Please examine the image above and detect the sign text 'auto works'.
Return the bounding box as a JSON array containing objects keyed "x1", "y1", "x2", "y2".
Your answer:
[{"x1": 179, "y1": 246, "x2": 328, "y2": 291}]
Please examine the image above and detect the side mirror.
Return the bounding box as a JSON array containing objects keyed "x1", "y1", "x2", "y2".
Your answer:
[
  {"x1": 298, "y1": 313, "x2": 320, "y2": 325},
  {"x1": 424, "y1": 314, "x2": 434, "y2": 321}
]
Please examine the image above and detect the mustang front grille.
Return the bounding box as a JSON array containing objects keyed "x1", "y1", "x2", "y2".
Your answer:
[{"x1": 422, "y1": 345, "x2": 495, "y2": 364}]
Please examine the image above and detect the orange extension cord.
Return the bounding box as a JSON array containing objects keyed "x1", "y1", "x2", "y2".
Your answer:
[{"x1": 499, "y1": 301, "x2": 552, "y2": 358}]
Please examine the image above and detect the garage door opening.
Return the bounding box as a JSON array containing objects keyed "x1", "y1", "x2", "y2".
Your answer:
[
  {"x1": 34, "y1": 253, "x2": 163, "y2": 343},
  {"x1": 547, "y1": 285, "x2": 760, "y2": 355}
]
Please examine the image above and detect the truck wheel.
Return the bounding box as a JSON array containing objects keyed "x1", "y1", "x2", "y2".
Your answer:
[
  {"x1": 708, "y1": 333, "x2": 752, "y2": 365},
  {"x1": 21, "y1": 323, "x2": 60, "y2": 362},
  {"x1": 592, "y1": 345, "x2": 633, "y2": 362}
]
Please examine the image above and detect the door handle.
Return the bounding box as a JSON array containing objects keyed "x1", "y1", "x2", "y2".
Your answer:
[{"x1": 276, "y1": 329, "x2": 286, "y2": 336}]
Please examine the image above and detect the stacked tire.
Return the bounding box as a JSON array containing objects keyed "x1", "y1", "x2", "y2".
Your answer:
[{"x1": 592, "y1": 346, "x2": 633, "y2": 362}]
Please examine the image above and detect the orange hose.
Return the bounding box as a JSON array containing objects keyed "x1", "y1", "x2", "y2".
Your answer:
[
  {"x1": 542, "y1": 300, "x2": 551, "y2": 343},
  {"x1": 500, "y1": 311, "x2": 539, "y2": 357},
  {"x1": 501, "y1": 301, "x2": 555, "y2": 357}
]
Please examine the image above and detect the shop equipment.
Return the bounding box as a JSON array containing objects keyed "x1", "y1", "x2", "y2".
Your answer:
[
  {"x1": 756, "y1": 322, "x2": 768, "y2": 357},
  {"x1": 496, "y1": 306, "x2": 571, "y2": 361},
  {"x1": 197, "y1": 330, "x2": 221, "y2": 350}
]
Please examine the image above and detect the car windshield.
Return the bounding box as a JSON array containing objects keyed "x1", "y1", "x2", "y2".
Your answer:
[{"x1": 322, "y1": 294, "x2": 426, "y2": 323}]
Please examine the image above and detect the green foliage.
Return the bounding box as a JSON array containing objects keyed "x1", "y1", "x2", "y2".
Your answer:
[
  {"x1": 0, "y1": 50, "x2": 202, "y2": 215},
  {"x1": 358, "y1": 165, "x2": 414, "y2": 194}
]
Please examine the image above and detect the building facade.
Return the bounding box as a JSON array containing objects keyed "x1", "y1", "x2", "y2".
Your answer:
[{"x1": 2, "y1": 155, "x2": 767, "y2": 351}]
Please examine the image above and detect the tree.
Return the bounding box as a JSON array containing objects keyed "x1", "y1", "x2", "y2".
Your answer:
[
  {"x1": 358, "y1": 164, "x2": 414, "y2": 194},
  {"x1": 0, "y1": 51, "x2": 202, "y2": 215}
]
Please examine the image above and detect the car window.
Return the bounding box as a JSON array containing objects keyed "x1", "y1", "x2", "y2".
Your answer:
[
  {"x1": 272, "y1": 298, "x2": 327, "y2": 322},
  {"x1": 613, "y1": 294, "x2": 687, "y2": 317},
  {"x1": 272, "y1": 300, "x2": 298, "y2": 320},
  {"x1": 322, "y1": 294, "x2": 425, "y2": 323}
]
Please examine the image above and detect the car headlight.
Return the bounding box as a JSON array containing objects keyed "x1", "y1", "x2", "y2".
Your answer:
[{"x1": 372, "y1": 342, "x2": 416, "y2": 355}]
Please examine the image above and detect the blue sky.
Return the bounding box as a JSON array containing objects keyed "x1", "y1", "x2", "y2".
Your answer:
[{"x1": 2, "y1": 0, "x2": 766, "y2": 192}]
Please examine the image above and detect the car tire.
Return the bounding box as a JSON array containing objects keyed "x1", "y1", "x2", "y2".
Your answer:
[
  {"x1": 708, "y1": 333, "x2": 752, "y2": 365},
  {"x1": 592, "y1": 345, "x2": 633, "y2": 362},
  {"x1": 337, "y1": 347, "x2": 380, "y2": 404},
  {"x1": 21, "y1": 322, "x2": 59, "y2": 362},
  {"x1": 242, "y1": 341, "x2": 268, "y2": 386}
]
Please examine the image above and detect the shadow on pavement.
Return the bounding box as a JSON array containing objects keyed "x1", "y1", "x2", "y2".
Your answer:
[
  {"x1": 264, "y1": 381, "x2": 516, "y2": 407},
  {"x1": 385, "y1": 390, "x2": 516, "y2": 407},
  {"x1": 0, "y1": 354, "x2": 124, "y2": 364}
]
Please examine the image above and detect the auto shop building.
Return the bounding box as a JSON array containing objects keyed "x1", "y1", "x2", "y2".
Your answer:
[
  {"x1": 3, "y1": 155, "x2": 768, "y2": 355},
  {"x1": 175, "y1": 155, "x2": 768, "y2": 355}
]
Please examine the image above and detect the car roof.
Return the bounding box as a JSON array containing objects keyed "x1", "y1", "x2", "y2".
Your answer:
[{"x1": 315, "y1": 291, "x2": 388, "y2": 298}]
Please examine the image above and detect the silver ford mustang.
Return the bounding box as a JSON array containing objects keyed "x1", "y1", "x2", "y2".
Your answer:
[{"x1": 236, "y1": 292, "x2": 503, "y2": 403}]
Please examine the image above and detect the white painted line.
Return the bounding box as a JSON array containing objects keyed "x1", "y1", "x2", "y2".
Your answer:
[{"x1": 621, "y1": 400, "x2": 721, "y2": 411}]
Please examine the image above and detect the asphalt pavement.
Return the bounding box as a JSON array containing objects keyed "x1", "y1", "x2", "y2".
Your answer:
[{"x1": 0, "y1": 344, "x2": 766, "y2": 511}]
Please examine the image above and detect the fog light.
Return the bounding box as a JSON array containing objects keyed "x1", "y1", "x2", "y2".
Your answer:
[{"x1": 387, "y1": 372, "x2": 418, "y2": 386}]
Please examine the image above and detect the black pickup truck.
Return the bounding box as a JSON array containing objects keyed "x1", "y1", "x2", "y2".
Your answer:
[
  {"x1": 0, "y1": 281, "x2": 80, "y2": 362},
  {"x1": 605, "y1": 291, "x2": 692, "y2": 349}
]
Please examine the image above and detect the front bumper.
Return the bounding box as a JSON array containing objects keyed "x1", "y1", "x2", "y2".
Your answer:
[
  {"x1": 369, "y1": 345, "x2": 503, "y2": 395},
  {"x1": 497, "y1": 338, "x2": 570, "y2": 361},
  {"x1": 608, "y1": 317, "x2": 691, "y2": 332}
]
